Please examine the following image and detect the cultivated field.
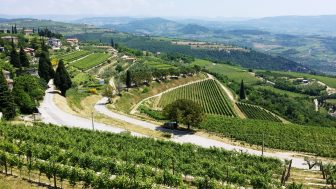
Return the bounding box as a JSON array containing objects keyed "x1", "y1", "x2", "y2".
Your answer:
[
  {"x1": 72, "y1": 53, "x2": 111, "y2": 70},
  {"x1": 0, "y1": 122, "x2": 283, "y2": 188},
  {"x1": 61, "y1": 50, "x2": 91, "y2": 63},
  {"x1": 237, "y1": 102, "x2": 282, "y2": 122},
  {"x1": 158, "y1": 79, "x2": 237, "y2": 117},
  {"x1": 192, "y1": 59, "x2": 260, "y2": 85}
]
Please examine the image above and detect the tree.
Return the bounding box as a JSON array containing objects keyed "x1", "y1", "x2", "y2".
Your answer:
[
  {"x1": 19, "y1": 47, "x2": 30, "y2": 67},
  {"x1": 239, "y1": 80, "x2": 246, "y2": 100},
  {"x1": 38, "y1": 52, "x2": 54, "y2": 82},
  {"x1": 0, "y1": 71, "x2": 16, "y2": 120},
  {"x1": 110, "y1": 38, "x2": 115, "y2": 48},
  {"x1": 10, "y1": 42, "x2": 21, "y2": 68},
  {"x1": 102, "y1": 85, "x2": 114, "y2": 103},
  {"x1": 12, "y1": 75, "x2": 45, "y2": 114},
  {"x1": 163, "y1": 99, "x2": 204, "y2": 130},
  {"x1": 126, "y1": 70, "x2": 132, "y2": 88},
  {"x1": 54, "y1": 60, "x2": 72, "y2": 96}
]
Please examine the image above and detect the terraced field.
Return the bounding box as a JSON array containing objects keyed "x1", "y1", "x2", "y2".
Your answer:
[
  {"x1": 144, "y1": 61, "x2": 175, "y2": 70},
  {"x1": 158, "y1": 79, "x2": 236, "y2": 116},
  {"x1": 72, "y1": 53, "x2": 111, "y2": 70},
  {"x1": 237, "y1": 102, "x2": 282, "y2": 122},
  {"x1": 60, "y1": 50, "x2": 91, "y2": 63}
]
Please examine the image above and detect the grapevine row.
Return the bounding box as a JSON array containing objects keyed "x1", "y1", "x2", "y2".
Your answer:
[
  {"x1": 0, "y1": 122, "x2": 283, "y2": 188},
  {"x1": 158, "y1": 79, "x2": 236, "y2": 117},
  {"x1": 237, "y1": 102, "x2": 282, "y2": 122}
]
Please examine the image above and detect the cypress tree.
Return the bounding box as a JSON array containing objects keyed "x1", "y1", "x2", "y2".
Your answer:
[
  {"x1": 19, "y1": 47, "x2": 30, "y2": 67},
  {"x1": 0, "y1": 70, "x2": 16, "y2": 120},
  {"x1": 38, "y1": 52, "x2": 54, "y2": 82},
  {"x1": 110, "y1": 38, "x2": 115, "y2": 48},
  {"x1": 239, "y1": 80, "x2": 246, "y2": 100},
  {"x1": 54, "y1": 60, "x2": 72, "y2": 96},
  {"x1": 126, "y1": 70, "x2": 132, "y2": 88},
  {"x1": 10, "y1": 41, "x2": 21, "y2": 68}
]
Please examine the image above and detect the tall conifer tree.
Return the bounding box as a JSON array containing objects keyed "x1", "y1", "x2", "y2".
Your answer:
[
  {"x1": 0, "y1": 71, "x2": 16, "y2": 120},
  {"x1": 54, "y1": 60, "x2": 72, "y2": 96}
]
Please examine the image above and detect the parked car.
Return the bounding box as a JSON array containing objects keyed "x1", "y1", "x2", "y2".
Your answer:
[{"x1": 163, "y1": 122, "x2": 178, "y2": 129}]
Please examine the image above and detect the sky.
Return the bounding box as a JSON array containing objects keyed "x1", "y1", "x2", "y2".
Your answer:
[{"x1": 1, "y1": 0, "x2": 336, "y2": 19}]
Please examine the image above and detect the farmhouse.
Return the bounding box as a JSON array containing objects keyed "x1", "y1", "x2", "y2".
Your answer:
[
  {"x1": 23, "y1": 29, "x2": 34, "y2": 35},
  {"x1": 48, "y1": 38, "x2": 62, "y2": 49},
  {"x1": 121, "y1": 55, "x2": 136, "y2": 63},
  {"x1": 2, "y1": 70, "x2": 13, "y2": 91},
  {"x1": 24, "y1": 47, "x2": 35, "y2": 56},
  {"x1": 1, "y1": 36, "x2": 18, "y2": 44},
  {"x1": 66, "y1": 38, "x2": 79, "y2": 46}
]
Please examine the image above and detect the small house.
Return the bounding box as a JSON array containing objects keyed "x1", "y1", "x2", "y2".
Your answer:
[
  {"x1": 48, "y1": 38, "x2": 62, "y2": 49},
  {"x1": 0, "y1": 47, "x2": 4, "y2": 52},
  {"x1": 24, "y1": 47, "x2": 35, "y2": 56},
  {"x1": 66, "y1": 38, "x2": 79, "y2": 46},
  {"x1": 1, "y1": 36, "x2": 18, "y2": 44},
  {"x1": 23, "y1": 29, "x2": 34, "y2": 35},
  {"x1": 121, "y1": 55, "x2": 136, "y2": 63},
  {"x1": 2, "y1": 70, "x2": 13, "y2": 91}
]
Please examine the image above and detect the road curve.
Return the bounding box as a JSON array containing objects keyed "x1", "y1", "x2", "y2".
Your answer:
[
  {"x1": 38, "y1": 80, "x2": 143, "y2": 137},
  {"x1": 37, "y1": 81, "x2": 318, "y2": 170},
  {"x1": 95, "y1": 97, "x2": 313, "y2": 169}
]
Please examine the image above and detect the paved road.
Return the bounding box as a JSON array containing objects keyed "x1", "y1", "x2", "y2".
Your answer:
[
  {"x1": 38, "y1": 80, "x2": 143, "y2": 137},
  {"x1": 95, "y1": 98, "x2": 313, "y2": 169},
  {"x1": 38, "y1": 81, "x2": 321, "y2": 170}
]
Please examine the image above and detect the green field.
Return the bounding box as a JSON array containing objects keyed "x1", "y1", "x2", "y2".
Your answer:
[
  {"x1": 192, "y1": 59, "x2": 260, "y2": 85},
  {"x1": 144, "y1": 61, "x2": 175, "y2": 70},
  {"x1": 327, "y1": 99, "x2": 336, "y2": 105},
  {"x1": 60, "y1": 50, "x2": 91, "y2": 63},
  {"x1": 158, "y1": 79, "x2": 236, "y2": 117},
  {"x1": 143, "y1": 57, "x2": 176, "y2": 70},
  {"x1": 254, "y1": 85, "x2": 307, "y2": 98},
  {"x1": 237, "y1": 102, "x2": 282, "y2": 122},
  {"x1": 201, "y1": 115, "x2": 336, "y2": 158},
  {"x1": 0, "y1": 122, "x2": 283, "y2": 188},
  {"x1": 72, "y1": 53, "x2": 111, "y2": 70},
  {"x1": 274, "y1": 71, "x2": 336, "y2": 88}
]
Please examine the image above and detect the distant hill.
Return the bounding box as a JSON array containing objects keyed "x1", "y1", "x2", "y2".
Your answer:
[
  {"x1": 219, "y1": 15, "x2": 336, "y2": 36},
  {"x1": 105, "y1": 17, "x2": 182, "y2": 35},
  {"x1": 179, "y1": 24, "x2": 210, "y2": 34},
  {"x1": 0, "y1": 18, "x2": 9, "y2": 23},
  {"x1": 74, "y1": 17, "x2": 139, "y2": 26}
]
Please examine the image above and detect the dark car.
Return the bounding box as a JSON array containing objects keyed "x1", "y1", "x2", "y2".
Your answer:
[{"x1": 163, "y1": 122, "x2": 178, "y2": 129}]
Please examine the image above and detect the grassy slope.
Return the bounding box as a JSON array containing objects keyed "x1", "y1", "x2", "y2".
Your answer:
[
  {"x1": 72, "y1": 53, "x2": 110, "y2": 70},
  {"x1": 254, "y1": 85, "x2": 307, "y2": 98},
  {"x1": 275, "y1": 71, "x2": 336, "y2": 88},
  {"x1": 192, "y1": 59, "x2": 260, "y2": 85},
  {"x1": 113, "y1": 73, "x2": 207, "y2": 113}
]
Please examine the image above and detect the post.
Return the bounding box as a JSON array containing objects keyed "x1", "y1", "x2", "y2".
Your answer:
[
  {"x1": 262, "y1": 133, "x2": 265, "y2": 156},
  {"x1": 91, "y1": 110, "x2": 95, "y2": 131}
]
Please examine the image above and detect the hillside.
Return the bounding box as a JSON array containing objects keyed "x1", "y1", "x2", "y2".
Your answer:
[{"x1": 75, "y1": 16, "x2": 336, "y2": 75}]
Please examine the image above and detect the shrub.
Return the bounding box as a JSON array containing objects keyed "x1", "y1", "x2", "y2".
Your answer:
[{"x1": 88, "y1": 88, "x2": 97, "y2": 94}]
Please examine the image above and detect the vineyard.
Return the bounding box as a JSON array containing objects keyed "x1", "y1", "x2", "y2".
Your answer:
[
  {"x1": 0, "y1": 122, "x2": 283, "y2": 188},
  {"x1": 237, "y1": 102, "x2": 282, "y2": 122},
  {"x1": 144, "y1": 61, "x2": 176, "y2": 70},
  {"x1": 200, "y1": 115, "x2": 336, "y2": 158},
  {"x1": 72, "y1": 53, "x2": 111, "y2": 70},
  {"x1": 60, "y1": 50, "x2": 91, "y2": 63},
  {"x1": 158, "y1": 79, "x2": 237, "y2": 117}
]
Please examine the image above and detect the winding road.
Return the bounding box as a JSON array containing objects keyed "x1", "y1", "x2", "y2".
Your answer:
[
  {"x1": 39, "y1": 81, "x2": 323, "y2": 170},
  {"x1": 38, "y1": 80, "x2": 143, "y2": 137}
]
